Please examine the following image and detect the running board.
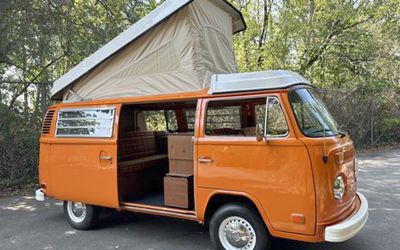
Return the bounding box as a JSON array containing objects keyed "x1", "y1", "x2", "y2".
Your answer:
[{"x1": 120, "y1": 202, "x2": 198, "y2": 221}]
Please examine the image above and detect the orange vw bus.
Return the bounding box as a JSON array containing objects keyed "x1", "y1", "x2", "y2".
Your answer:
[{"x1": 36, "y1": 71, "x2": 368, "y2": 250}]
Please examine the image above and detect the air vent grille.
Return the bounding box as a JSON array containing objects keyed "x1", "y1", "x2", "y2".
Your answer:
[{"x1": 42, "y1": 110, "x2": 55, "y2": 135}]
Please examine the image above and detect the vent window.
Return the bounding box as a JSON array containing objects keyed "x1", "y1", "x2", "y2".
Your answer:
[{"x1": 42, "y1": 110, "x2": 55, "y2": 135}]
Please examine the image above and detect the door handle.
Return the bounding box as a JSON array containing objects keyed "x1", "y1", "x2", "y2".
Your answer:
[
  {"x1": 100, "y1": 155, "x2": 112, "y2": 161},
  {"x1": 198, "y1": 157, "x2": 213, "y2": 164}
]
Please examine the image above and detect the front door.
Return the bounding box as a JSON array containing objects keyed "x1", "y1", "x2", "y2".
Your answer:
[
  {"x1": 196, "y1": 94, "x2": 316, "y2": 235},
  {"x1": 49, "y1": 105, "x2": 120, "y2": 208}
]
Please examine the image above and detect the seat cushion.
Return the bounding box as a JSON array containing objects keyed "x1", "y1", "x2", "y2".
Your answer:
[{"x1": 119, "y1": 154, "x2": 168, "y2": 173}]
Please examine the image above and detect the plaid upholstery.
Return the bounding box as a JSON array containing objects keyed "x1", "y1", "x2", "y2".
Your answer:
[
  {"x1": 118, "y1": 131, "x2": 168, "y2": 174},
  {"x1": 118, "y1": 131, "x2": 159, "y2": 162}
]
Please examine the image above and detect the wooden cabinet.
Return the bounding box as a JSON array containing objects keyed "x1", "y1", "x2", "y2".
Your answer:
[
  {"x1": 168, "y1": 134, "x2": 194, "y2": 160},
  {"x1": 164, "y1": 174, "x2": 193, "y2": 209},
  {"x1": 169, "y1": 159, "x2": 193, "y2": 175},
  {"x1": 168, "y1": 134, "x2": 194, "y2": 175}
]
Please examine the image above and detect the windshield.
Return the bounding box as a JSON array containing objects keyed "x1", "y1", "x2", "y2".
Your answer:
[{"x1": 289, "y1": 88, "x2": 339, "y2": 137}]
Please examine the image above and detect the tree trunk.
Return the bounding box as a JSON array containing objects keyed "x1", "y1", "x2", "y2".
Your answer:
[{"x1": 40, "y1": 83, "x2": 47, "y2": 116}]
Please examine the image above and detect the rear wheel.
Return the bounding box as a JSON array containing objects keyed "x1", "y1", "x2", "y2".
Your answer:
[
  {"x1": 63, "y1": 201, "x2": 100, "y2": 230},
  {"x1": 209, "y1": 203, "x2": 271, "y2": 250}
]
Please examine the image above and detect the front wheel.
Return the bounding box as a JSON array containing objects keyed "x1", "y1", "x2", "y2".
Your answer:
[
  {"x1": 63, "y1": 201, "x2": 100, "y2": 230},
  {"x1": 209, "y1": 203, "x2": 271, "y2": 250}
]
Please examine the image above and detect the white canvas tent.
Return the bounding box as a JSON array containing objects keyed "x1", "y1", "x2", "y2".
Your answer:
[{"x1": 51, "y1": 0, "x2": 246, "y2": 101}]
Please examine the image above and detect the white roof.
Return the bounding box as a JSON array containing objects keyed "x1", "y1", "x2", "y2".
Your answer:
[
  {"x1": 209, "y1": 70, "x2": 311, "y2": 94},
  {"x1": 51, "y1": 0, "x2": 246, "y2": 99}
]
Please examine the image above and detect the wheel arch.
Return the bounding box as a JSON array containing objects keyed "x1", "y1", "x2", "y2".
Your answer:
[{"x1": 201, "y1": 190, "x2": 273, "y2": 233}]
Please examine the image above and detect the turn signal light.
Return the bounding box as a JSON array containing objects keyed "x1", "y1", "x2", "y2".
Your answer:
[{"x1": 291, "y1": 214, "x2": 305, "y2": 224}]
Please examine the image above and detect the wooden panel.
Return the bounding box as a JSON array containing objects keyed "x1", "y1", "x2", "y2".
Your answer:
[
  {"x1": 168, "y1": 134, "x2": 194, "y2": 160},
  {"x1": 169, "y1": 159, "x2": 193, "y2": 175},
  {"x1": 120, "y1": 204, "x2": 198, "y2": 221},
  {"x1": 164, "y1": 174, "x2": 193, "y2": 209}
]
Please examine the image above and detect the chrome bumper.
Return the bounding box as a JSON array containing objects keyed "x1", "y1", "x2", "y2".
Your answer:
[
  {"x1": 325, "y1": 192, "x2": 368, "y2": 242},
  {"x1": 35, "y1": 189, "x2": 45, "y2": 201}
]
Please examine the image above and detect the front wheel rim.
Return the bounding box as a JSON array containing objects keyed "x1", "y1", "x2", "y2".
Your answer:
[
  {"x1": 67, "y1": 201, "x2": 87, "y2": 223},
  {"x1": 218, "y1": 216, "x2": 256, "y2": 250}
]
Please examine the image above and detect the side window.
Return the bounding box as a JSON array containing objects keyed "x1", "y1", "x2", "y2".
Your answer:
[
  {"x1": 206, "y1": 105, "x2": 241, "y2": 134},
  {"x1": 143, "y1": 110, "x2": 167, "y2": 131},
  {"x1": 255, "y1": 104, "x2": 266, "y2": 129},
  {"x1": 266, "y1": 97, "x2": 288, "y2": 136},
  {"x1": 165, "y1": 110, "x2": 178, "y2": 131},
  {"x1": 56, "y1": 108, "x2": 115, "y2": 137},
  {"x1": 205, "y1": 98, "x2": 266, "y2": 136},
  {"x1": 184, "y1": 109, "x2": 196, "y2": 130}
]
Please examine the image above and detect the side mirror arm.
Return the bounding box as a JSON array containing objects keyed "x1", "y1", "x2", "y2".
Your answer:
[{"x1": 256, "y1": 124, "x2": 270, "y2": 143}]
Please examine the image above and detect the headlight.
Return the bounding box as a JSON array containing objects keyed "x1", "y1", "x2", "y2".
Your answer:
[{"x1": 334, "y1": 175, "x2": 346, "y2": 200}]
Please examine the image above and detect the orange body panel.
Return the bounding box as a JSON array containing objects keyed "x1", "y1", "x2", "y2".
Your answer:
[
  {"x1": 38, "y1": 88, "x2": 359, "y2": 243},
  {"x1": 281, "y1": 92, "x2": 358, "y2": 227},
  {"x1": 195, "y1": 94, "x2": 316, "y2": 236},
  {"x1": 39, "y1": 104, "x2": 121, "y2": 208}
]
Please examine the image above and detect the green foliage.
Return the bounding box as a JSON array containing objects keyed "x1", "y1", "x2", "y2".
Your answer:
[
  {"x1": 0, "y1": 103, "x2": 40, "y2": 183},
  {"x1": 0, "y1": 0, "x2": 161, "y2": 108},
  {"x1": 0, "y1": 0, "x2": 162, "y2": 186},
  {"x1": 231, "y1": 0, "x2": 400, "y2": 89},
  {"x1": 143, "y1": 110, "x2": 167, "y2": 131}
]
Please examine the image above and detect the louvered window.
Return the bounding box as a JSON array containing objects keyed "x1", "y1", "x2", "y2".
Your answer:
[
  {"x1": 42, "y1": 110, "x2": 55, "y2": 135},
  {"x1": 55, "y1": 107, "x2": 115, "y2": 138}
]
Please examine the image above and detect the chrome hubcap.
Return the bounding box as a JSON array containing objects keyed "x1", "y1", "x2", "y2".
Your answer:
[
  {"x1": 219, "y1": 216, "x2": 256, "y2": 250},
  {"x1": 67, "y1": 201, "x2": 87, "y2": 223}
]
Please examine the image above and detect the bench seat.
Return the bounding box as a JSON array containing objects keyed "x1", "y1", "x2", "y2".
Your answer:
[
  {"x1": 118, "y1": 131, "x2": 168, "y2": 200},
  {"x1": 119, "y1": 154, "x2": 168, "y2": 173},
  {"x1": 118, "y1": 131, "x2": 167, "y2": 171}
]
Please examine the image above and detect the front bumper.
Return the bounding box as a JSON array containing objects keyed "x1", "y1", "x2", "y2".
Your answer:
[{"x1": 325, "y1": 192, "x2": 368, "y2": 242}]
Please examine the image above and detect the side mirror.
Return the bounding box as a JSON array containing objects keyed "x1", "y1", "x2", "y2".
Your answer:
[{"x1": 256, "y1": 124, "x2": 264, "y2": 142}]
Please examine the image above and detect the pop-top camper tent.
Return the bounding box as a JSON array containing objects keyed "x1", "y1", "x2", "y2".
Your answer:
[{"x1": 51, "y1": 0, "x2": 246, "y2": 102}]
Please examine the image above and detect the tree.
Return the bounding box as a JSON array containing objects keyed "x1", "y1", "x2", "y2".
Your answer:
[
  {"x1": 0, "y1": 0, "x2": 161, "y2": 116},
  {"x1": 0, "y1": 0, "x2": 162, "y2": 186},
  {"x1": 231, "y1": 0, "x2": 400, "y2": 89}
]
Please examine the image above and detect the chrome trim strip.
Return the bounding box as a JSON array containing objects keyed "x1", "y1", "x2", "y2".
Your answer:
[{"x1": 264, "y1": 96, "x2": 290, "y2": 138}]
